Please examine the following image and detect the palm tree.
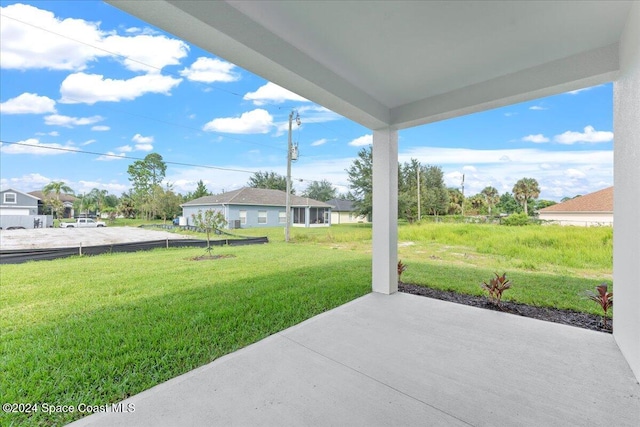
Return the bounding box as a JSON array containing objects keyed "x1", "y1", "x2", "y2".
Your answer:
[
  {"x1": 481, "y1": 186, "x2": 500, "y2": 215},
  {"x1": 43, "y1": 181, "x2": 74, "y2": 219},
  {"x1": 512, "y1": 178, "x2": 540, "y2": 216}
]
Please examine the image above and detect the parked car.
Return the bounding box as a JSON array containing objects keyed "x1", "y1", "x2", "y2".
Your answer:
[{"x1": 60, "y1": 218, "x2": 106, "y2": 228}]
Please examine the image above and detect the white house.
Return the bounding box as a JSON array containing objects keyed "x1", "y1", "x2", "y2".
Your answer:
[{"x1": 326, "y1": 198, "x2": 369, "y2": 225}]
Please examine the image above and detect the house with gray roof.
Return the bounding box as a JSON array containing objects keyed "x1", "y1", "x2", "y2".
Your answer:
[
  {"x1": 326, "y1": 198, "x2": 369, "y2": 225},
  {"x1": 0, "y1": 188, "x2": 52, "y2": 229},
  {"x1": 538, "y1": 187, "x2": 613, "y2": 226},
  {"x1": 181, "y1": 187, "x2": 332, "y2": 229}
]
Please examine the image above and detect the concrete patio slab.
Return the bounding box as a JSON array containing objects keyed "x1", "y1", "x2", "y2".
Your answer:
[{"x1": 69, "y1": 293, "x2": 640, "y2": 427}]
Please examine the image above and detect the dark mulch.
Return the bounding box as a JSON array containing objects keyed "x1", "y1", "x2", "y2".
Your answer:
[{"x1": 399, "y1": 282, "x2": 612, "y2": 334}]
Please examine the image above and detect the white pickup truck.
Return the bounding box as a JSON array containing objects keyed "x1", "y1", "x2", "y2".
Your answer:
[{"x1": 60, "y1": 218, "x2": 106, "y2": 228}]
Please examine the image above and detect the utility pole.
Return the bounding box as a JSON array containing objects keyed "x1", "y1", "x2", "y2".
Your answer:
[
  {"x1": 461, "y1": 174, "x2": 465, "y2": 217},
  {"x1": 285, "y1": 111, "x2": 293, "y2": 242},
  {"x1": 285, "y1": 110, "x2": 300, "y2": 242},
  {"x1": 417, "y1": 166, "x2": 421, "y2": 221}
]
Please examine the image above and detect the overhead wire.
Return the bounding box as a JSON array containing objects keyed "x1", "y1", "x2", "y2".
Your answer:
[{"x1": 1, "y1": 9, "x2": 355, "y2": 190}]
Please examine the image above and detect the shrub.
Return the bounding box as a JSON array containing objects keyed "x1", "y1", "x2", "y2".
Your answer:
[
  {"x1": 587, "y1": 284, "x2": 613, "y2": 328},
  {"x1": 397, "y1": 260, "x2": 407, "y2": 283},
  {"x1": 481, "y1": 272, "x2": 512, "y2": 306},
  {"x1": 502, "y1": 213, "x2": 530, "y2": 226}
]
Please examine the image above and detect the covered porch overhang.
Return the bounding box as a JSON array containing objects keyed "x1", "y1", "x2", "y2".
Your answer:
[{"x1": 108, "y1": 0, "x2": 640, "y2": 382}]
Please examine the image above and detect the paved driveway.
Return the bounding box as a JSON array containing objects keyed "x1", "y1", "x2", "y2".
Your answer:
[{"x1": 0, "y1": 227, "x2": 193, "y2": 251}]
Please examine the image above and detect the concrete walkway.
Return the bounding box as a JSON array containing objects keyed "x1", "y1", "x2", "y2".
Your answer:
[{"x1": 70, "y1": 293, "x2": 640, "y2": 426}]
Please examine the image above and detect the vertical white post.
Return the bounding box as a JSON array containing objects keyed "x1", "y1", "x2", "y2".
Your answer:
[
  {"x1": 614, "y1": 0, "x2": 640, "y2": 382},
  {"x1": 372, "y1": 128, "x2": 398, "y2": 294}
]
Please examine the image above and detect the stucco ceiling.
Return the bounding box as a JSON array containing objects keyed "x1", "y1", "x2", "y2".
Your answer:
[{"x1": 107, "y1": 0, "x2": 633, "y2": 129}]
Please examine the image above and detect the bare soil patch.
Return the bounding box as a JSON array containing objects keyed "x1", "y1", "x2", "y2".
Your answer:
[
  {"x1": 190, "y1": 254, "x2": 236, "y2": 261},
  {"x1": 399, "y1": 282, "x2": 612, "y2": 333}
]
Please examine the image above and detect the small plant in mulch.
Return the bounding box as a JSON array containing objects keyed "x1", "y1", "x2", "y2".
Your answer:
[
  {"x1": 191, "y1": 209, "x2": 227, "y2": 258},
  {"x1": 398, "y1": 260, "x2": 407, "y2": 283},
  {"x1": 481, "y1": 272, "x2": 512, "y2": 307},
  {"x1": 587, "y1": 283, "x2": 613, "y2": 328}
]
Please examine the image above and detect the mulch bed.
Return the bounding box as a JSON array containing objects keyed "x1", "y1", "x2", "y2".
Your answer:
[{"x1": 399, "y1": 282, "x2": 612, "y2": 333}]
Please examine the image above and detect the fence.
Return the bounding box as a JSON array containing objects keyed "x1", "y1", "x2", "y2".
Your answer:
[{"x1": 0, "y1": 237, "x2": 268, "y2": 265}]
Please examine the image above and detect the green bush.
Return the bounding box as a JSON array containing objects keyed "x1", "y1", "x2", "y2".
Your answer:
[{"x1": 502, "y1": 213, "x2": 530, "y2": 226}]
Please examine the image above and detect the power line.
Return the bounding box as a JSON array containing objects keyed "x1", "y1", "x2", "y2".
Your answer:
[
  {"x1": 0, "y1": 12, "x2": 302, "y2": 111},
  {"x1": 1, "y1": 10, "x2": 350, "y2": 145},
  {"x1": 0, "y1": 140, "x2": 257, "y2": 175}
]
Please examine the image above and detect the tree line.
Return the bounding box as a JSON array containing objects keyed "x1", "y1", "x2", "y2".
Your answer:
[
  {"x1": 345, "y1": 147, "x2": 555, "y2": 221},
  {"x1": 40, "y1": 149, "x2": 556, "y2": 221},
  {"x1": 40, "y1": 153, "x2": 342, "y2": 221}
]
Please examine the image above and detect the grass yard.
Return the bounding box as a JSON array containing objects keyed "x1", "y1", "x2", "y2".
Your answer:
[
  {"x1": 0, "y1": 221, "x2": 612, "y2": 426},
  {"x1": 1, "y1": 243, "x2": 370, "y2": 426}
]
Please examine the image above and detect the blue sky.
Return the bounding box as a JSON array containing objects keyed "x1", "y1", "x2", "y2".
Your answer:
[{"x1": 0, "y1": 1, "x2": 613, "y2": 201}]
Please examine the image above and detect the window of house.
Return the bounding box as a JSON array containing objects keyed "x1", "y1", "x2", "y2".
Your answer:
[
  {"x1": 258, "y1": 210, "x2": 267, "y2": 224},
  {"x1": 3, "y1": 192, "x2": 16, "y2": 204},
  {"x1": 309, "y1": 207, "x2": 329, "y2": 224},
  {"x1": 278, "y1": 211, "x2": 286, "y2": 224},
  {"x1": 293, "y1": 207, "x2": 305, "y2": 224},
  {"x1": 239, "y1": 210, "x2": 247, "y2": 225}
]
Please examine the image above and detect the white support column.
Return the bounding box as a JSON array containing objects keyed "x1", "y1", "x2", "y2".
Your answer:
[
  {"x1": 613, "y1": 0, "x2": 640, "y2": 382},
  {"x1": 372, "y1": 128, "x2": 398, "y2": 294}
]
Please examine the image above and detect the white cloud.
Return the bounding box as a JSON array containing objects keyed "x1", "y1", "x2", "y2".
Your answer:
[
  {"x1": 203, "y1": 109, "x2": 274, "y2": 134},
  {"x1": 565, "y1": 85, "x2": 602, "y2": 95},
  {"x1": 81, "y1": 139, "x2": 96, "y2": 146},
  {"x1": 504, "y1": 112, "x2": 517, "y2": 117},
  {"x1": 180, "y1": 57, "x2": 240, "y2": 83},
  {"x1": 132, "y1": 134, "x2": 153, "y2": 144},
  {"x1": 100, "y1": 34, "x2": 189, "y2": 73},
  {"x1": 0, "y1": 92, "x2": 56, "y2": 114},
  {"x1": 311, "y1": 138, "x2": 328, "y2": 147},
  {"x1": 0, "y1": 4, "x2": 188, "y2": 73},
  {"x1": 44, "y1": 114, "x2": 104, "y2": 127},
  {"x1": 529, "y1": 105, "x2": 547, "y2": 111},
  {"x1": 348, "y1": 134, "x2": 372, "y2": 147},
  {"x1": 0, "y1": 3, "x2": 104, "y2": 71},
  {"x1": 243, "y1": 82, "x2": 308, "y2": 105},
  {"x1": 116, "y1": 145, "x2": 133, "y2": 152},
  {"x1": 296, "y1": 105, "x2": 341, "y2": 123},
  {"x1": 0, "y1": 138, "x2": 77, "y2": 155},
  {"x1": 135, "y1": 143, "x2": 154, "y2": 152},
  {"x1": 462, "y1": 165, "x2": 477, "y2": 172},
  {"x1": 59, "y1": 72, "x2": 182, "y2": 104},
  {"x1": 49, "y1": 131, "x2": 59, "y2": 136},
  {"x1": 553, "y1": 126, "x2": 613, "y2": 144},
  {"x1": 95, "y1": 152, "x2": 127, "y2": 161},
  {"x1": 522, "y1": 134, "x2": 550, "y2": 143},
  {"x1": 0, "y1": 173, "x2": 51, "y2": 192},
  {"x1": 91, "y1": 125, "x2": 110, "y2": 131},
  {"x1": 75, "y1": 180, "x2": 128, "y2": 193},
  {"x1": 565, "y1": 168, "x2": 586, "y2": 179}
]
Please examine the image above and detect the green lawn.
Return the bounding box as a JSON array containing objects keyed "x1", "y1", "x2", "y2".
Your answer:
[{"x1": 0, "y1": 221, "x2": 612, "y2": 426}]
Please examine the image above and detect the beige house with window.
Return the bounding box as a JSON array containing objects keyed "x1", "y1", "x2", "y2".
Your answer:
[{"x1": 539, "y1": 187, "x2": 613, "y2": 226}]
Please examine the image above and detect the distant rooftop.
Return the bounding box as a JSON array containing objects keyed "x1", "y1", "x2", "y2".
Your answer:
[
  {"x1": 540, "y1": 187, "x2": 613, "y2": 213},
  {"x1": 326, "y1": 198, "x2": 359, "y2": 212},
  {"x1": 183, "y1": 187, "x2": 331, "y2": 208}
]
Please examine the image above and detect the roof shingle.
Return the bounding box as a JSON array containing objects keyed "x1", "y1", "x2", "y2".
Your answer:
[
  {"x1": 539, "y1": 187, "x2": 613, "y2": 213},
  {"x1": 182, "y1": 187, "x2": 331, "y2": 208}
]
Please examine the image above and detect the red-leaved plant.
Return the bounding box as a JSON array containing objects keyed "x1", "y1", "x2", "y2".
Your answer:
[
  {"x1": 397, "y1": 260, "x2": 407, "y2": 283},
  {"x1": 481, "y1": 272, "x2": 512, "y2": 307},
  {"x1": 587, "y1": 284, "x2": 613, "y2": 328}
]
